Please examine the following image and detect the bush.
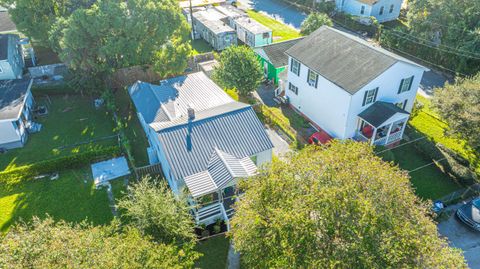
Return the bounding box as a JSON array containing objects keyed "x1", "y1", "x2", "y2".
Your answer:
[
  {"x1": 31, "y1": 83, "x2": 75, "y2": 95},
  {"x1": 0, "y1": 146, "x2": 121, "y2": 185}
]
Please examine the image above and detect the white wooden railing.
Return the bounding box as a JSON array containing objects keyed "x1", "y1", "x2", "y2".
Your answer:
[
  {"x1": 386, "y1": 131, "x2": 402, "y2": 144},
  {"x1": 194, "y1": 202, "x2": 225, "y2": 226}
]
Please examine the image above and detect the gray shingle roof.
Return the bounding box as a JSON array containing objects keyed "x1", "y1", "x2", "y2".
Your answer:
[
  {"x1": 254, "y1": 37, "x2": 304, "y2": 68},
  {"x1": 157, "y1": 105, "x2": 273, "y2": 182},
  {"x1": 285, "y1": 26, "x2": 427, "y2": 94},
  {"x1": 358, "y1": 101, "x2": 409, "y2": 128},
  {"x1": 0, "y1": 78, "x2": 32, "y2": 121}
]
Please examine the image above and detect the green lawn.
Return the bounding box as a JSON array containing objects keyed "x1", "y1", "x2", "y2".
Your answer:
[
  {"x1": 246, "y1": 10, "x2": 302, "y2": 42},
  {"x1": 195, "y1": 235, "x2": 230, "y2": 269},
  {"x1": 114, "y1": 88, "x2": 150, "y2": 167},
  {"x1": 380, "y1": 143, "x2": 462, "y2": 200},
  {"x1": 0, "y1": 94, "x2": 117, "y2": 171},
  {"x1": 0, "y1": 167, "x2": 119, "y2": 233},
  {"x1": 192, "y1": 39, "x2": 214, "y2": 55}
]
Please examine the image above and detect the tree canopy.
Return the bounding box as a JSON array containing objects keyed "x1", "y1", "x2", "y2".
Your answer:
[
  {"x1": 0, "y1": 217, "x2": 200, "y2": 269},
  {"x1": 117, "y1": 177, "x2": 196, "y2": 245},
  {"x1": 432, "y1": 73, "x2": 480, "y2": 151},
  {"x1": 213, "y1": 46, "x2": 263, "y2": 96},
  {"x1": 230, "y1": 141, "x2": 467, "y2": 268},
  {"x1": 300, "y1": 13, "x2": 333, "y2": 36}
]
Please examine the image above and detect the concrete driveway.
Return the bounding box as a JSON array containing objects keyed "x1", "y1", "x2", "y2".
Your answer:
[
  {"x1": 265, "y1": 128, "x2": 291, "y2": 158},
  {"x1": 438, "y1": 203, "x2": 480, "y2": 268}
]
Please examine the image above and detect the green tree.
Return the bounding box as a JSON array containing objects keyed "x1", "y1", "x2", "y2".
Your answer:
[
  {"x1": 230, "y1": 141, "x2": 467, "y2": 268},
  {"x1": 0, "y1": 217, "x2": 200, "y2": 268},
  {"x1": 432, "y1": 74, "x2": 480, "y2": 151},
  {"x1": 213, "y1": 46, "x2": 263, "y2": 96},
  {"x1": 117, "y1": 177, "x2": 196, "y2": 245},
  {"x1": 0, "y1": 0, "x2": 92, "y2": 46},
  {"x1": 300, "y1": 13, "x2": 333, "y2": 36},
  {"x1": 59, "y1": 0, "x2": 191, "y2": 92}
]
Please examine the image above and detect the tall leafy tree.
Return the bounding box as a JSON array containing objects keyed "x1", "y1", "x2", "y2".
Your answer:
[
  {"x1": 0, "y1": 217, "x2": 200, "y2": 268},
  {"x1": 213, "y1": 46, "x2": 263, "y2": 96},
  {"x1": 432, "y1": 73, "x2": 480, "y2": 151},
  {"x1": 117, "y1": 177, "x2": 196, "y2": 245},
  {"x1": 0, "y1": 0, "x2": 93, "y2": 46},
  {"x1": 59, "y1": 0, "x2": 191, "y2": 92},
  {"x1": 230, "y1": 141, "x2": 467, "y2": 268},
  {"x1": 300, "y1": 12, "x2": 333, "y2": 36}
]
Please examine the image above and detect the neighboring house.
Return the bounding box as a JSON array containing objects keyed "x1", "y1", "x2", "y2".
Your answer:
[
  {"x1": 334, "y1": 0, "x2": 403, "y2": 23},
  {"x1": 192, "y1": 8, "x2": 237, "y2": 51},
  {"x1": 0, "y1": 78, "x2": 34, "y2": 150},
  {"x1": 129, "y1": 72, "x2": 273, "y2": 227},
  {"x1": 233, "y1": 17, "x2": 272, "y2": 47},
  {"x1": 254, "y1": 37, "x2": 304, "y2": 84},
  {"x1": 0, "y1": 34, "x2": 25, "y2": 80},
  {"x1": 284, "y1": 26, "x2": 428, "y2": 146},
  {"x1": 214, "y1": 4, "x2": 246, "y2": 26},
  {"x1": 0, "y1": 9, "x2": 16, "y2": 33}
]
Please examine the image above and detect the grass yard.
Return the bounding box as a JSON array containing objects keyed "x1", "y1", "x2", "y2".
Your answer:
[
  {"x1": 0, "y1": 167, "x2": 122, "y2": 233},
  {"x1": 0, "y1": 94, "x2": 117, "y2": 171},
  {"x1": 195, "y1": 235, "x2": 230, "y2": 269},
  {"x1": 246, "y1": 10, "x2": 301, "y2": 42},
  {"x1": 192, "y1": 39, "x2": 214, "y2": 55},
  {"x1": 380, "y1": 143, "x2": 462, "y2": 200}
]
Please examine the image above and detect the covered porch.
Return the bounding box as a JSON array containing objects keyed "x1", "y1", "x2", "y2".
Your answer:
[{"x1": 354, "y1": 101, "x2": 410, "y2": 146}]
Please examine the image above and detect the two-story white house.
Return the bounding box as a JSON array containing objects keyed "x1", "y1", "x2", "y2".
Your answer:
[
  {"x1": 335, "y1": 0, "x2": 403, "y2": 23},
  {"x1": 284, "y1": 26, "x2": 428, "y2": 146},
  {"x1": 129, "y1": 72, "x2": 273, "y2": 228}
]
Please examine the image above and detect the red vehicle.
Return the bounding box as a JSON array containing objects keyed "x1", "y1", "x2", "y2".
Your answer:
[{"x1": 308, "y1": 131, "x2": 332, "y2": 145}]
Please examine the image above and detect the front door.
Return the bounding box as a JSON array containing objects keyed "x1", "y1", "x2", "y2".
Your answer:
[{"x1": 263, "y1": 62, "x2": 268, "y2": 78}]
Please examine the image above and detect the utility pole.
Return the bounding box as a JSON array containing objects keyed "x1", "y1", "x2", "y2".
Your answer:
[{"x1": 189, "y1": 0, "x2": 195, "y2": 40}]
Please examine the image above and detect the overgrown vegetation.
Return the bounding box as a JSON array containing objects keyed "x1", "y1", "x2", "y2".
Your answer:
[
  {"x1": 246, "y1": 10, "x2": 302, "y2": 42},
  {"x1": 300, "y1": 12, "x2": 333, "y2": 35}
]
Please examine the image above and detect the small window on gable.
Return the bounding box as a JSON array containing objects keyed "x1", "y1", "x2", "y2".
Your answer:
[
  {"x1": 307, "y1": 69, "x2": 319, "y2": 88},
  {"x1": 290, "y1": 58, "x2": 301, "y2": 76},
  {"x1": 362, "y1": 87, "x2": 378, "y2": 106},
  {"x1": 389, "y1": 4, "x2": 394, "y2": 13},
  {"x1": 379, "y1": 6, "x2": 384, "y2": 15},
  {"x1": 360, "y1": 5, "x2": 365, "y2": 15},
  {"x1": 288, "y1": 82, "x2": 299, "y2": 95},
  {"x1": 398, "y1": 76, "x2": 414, "y2": 94},
  {"x1": 262, "y1": 32, "x2": 270, "y2": 39}
]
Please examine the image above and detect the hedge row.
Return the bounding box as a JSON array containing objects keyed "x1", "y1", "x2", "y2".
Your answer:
[
  {"x1": 31, "y1": 83, "x2": 75, "y2": 95},
  {"x1": 0, "y1": 146, "x2": 121, "y2": 185}
]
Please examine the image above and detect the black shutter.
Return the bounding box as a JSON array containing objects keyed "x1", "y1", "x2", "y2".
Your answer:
[
  {"x1": 290, "y1": 58, "x2": 293, "y2": 72},
  {"x1": 403, "y1": 99, "x2": 408, "y2": 110},
  {"x1": 398, "y1": 79, "x2": 404, "y2": 94},
  {"x1": 373, "y1": 87, "x2": 378, "y2": 102},
  {"x1": 297, "y1": 62, "x2": 301, "y2": 75},
  {"x1": 315, "y1": 74, "x2": 318, "y2": 88},
  {"x1": 362, "y1": 91, "x2": 368, "y2": 106},
  {"x1": 307, "y1": 69, "x2": 310, "y2": 83},
  {"x1": 407, "y1": 76, "x2": 414, "y2": 92}
]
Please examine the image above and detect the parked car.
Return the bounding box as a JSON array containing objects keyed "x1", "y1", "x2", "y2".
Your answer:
[
  {"x1": 308, "y1": 131, "x2": 332, "y2": 145},
  {"x1": 456, "y1": 197, "x2": 480, "y2": 231}
]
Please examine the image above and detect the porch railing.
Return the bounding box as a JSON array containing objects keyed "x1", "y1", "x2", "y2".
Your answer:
[
  {"x1": 386, "y1": 131, "x2": 402, "y2": 144},
  {"x1": 194, "y1": 202, "x2": 225, "y2": 226}
]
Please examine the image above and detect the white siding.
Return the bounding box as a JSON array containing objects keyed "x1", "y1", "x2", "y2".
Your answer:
[
  {"x1": 335, "y1": 0, "x2": 403, "y2": 22},
  {"x1": 285, "y1": 56, "x2": 352, "y2": 139},
  {"x1": 255, "y1": 148, "x2": 272, "y2": 168},
  {"x1": 344, "y1": 61, "x2": 425, "y2": 138}
]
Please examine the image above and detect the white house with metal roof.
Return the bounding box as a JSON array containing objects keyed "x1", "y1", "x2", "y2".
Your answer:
[
  {"x1": 129, "y1": 72, "x2": 273, "y2": 226},
  {"x1": 334, "y1": 0, "x2": 403, "y2": 23},
  {"x1": 0, "y1": 78, "x2": 34, "y2": 150},
  {"x1": 283, "y1": 26, "x2": 428, "y2": 146}
]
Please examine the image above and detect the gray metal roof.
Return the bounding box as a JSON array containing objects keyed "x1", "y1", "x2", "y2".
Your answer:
[
  {"x1": 214, "y1": 5, "x2": 246, "y2": 19},
  {"x1": 254, "y1": 37, "x2": 304, "y2": 68},
  {"x1": 234, "y1": 17, "x2": 271, "y2": 35},
  {"x1": 129, "y1": 72, "x2": 234, "y2": 125},
  {"x1": 358, "y1": 101, "x2": 409, "y2": 128},
  {"x1": 285, "y1": 26, "x2": 427, "y2": 95},
  {"x1": 0, "y1": 78, "x2": 32, "y2": 121},
  {"x1": 157, "y1": 105, "x2": 273, "y2": 182},
  {"x1": 193, "y1": 9, "x2": 236, "y2": 35}
]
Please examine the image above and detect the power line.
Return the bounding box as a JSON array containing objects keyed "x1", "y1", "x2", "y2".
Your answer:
[
  {"x1": 408, "y1": 157, "x2": 447, "y2": 173},
  {"x1": 375, "y1": 136, "x2": 428, "y2": 154}
]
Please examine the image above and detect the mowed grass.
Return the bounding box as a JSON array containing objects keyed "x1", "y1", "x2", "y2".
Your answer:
[
  {"x1": 0, "y1": 94, "x2": 117, "y2": 171},
  {"x1": 0, "y1": 167, "x2": 117, "y2": 233},
  {"x1": 380, "y1": 143, "x2": 462, "y2": 200},
  {"x1": 246, "y1": 10, "x2": 301, "y2": 42},
  {"x1": 195, "y1": 235, "x2": 230, "y2": 269},
  {"x1": 191, "y1": 39, "x2": 214, "y2": 55}
]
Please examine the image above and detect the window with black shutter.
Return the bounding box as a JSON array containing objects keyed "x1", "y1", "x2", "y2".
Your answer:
[
  {"x1": 398, "y1": 76, "x2": 414, "y2": 93},
  {"x1": 362, "y1": 87, "x2": 378, "y2": 106}
]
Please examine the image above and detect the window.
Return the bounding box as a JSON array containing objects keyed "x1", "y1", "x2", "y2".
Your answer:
[
  {"x1": 290, "y1": 58, "x2": 301, "y2": 76},
  {"x1": 288, "y1": 82, "x2": 299, "y2": 95},
  {"x1": 362, "y1": 87, "x2": 378, "y2": 106},
  {"x1": 396, "y1": 99, "x2": 408, "y2": 110},
  {"x1": 379, "y1": 6, "x2": 384, "y2": 15},
  {"x1": 389, "y1": 4, "x2": 394, "y2": 13},
  {"x1": 262, "y1": 32, "x2": 270, "y2": 39},
  {"x1": 360, "y1": 5, "x2": 365, "y2": 15},
  {"x1": 307, "y1": 69, "x2": 319, "y2": 88},
  {"x1": 397, "y1": 76, "x2": 414, "y2": 93}
]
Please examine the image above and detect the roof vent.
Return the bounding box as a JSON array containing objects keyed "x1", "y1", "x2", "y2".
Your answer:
[{"x1": 187, "y1": 103, "x2": 195, "y2": 120}]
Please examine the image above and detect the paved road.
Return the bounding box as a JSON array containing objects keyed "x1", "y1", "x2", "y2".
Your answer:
[
  {"x1": 438, "y1": 203, "x2": 480, "y2": 268},
  {"x1": 418, "y1": 70, "x2": 453, "y2": 98}
]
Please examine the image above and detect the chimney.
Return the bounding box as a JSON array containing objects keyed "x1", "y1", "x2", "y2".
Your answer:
[{"x1": 187, "y1": 103, "x2": 195, "y2": 120}]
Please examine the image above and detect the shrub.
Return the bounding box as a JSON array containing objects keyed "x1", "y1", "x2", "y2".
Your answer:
[
  {"x1": 31, "y1": 83, "x2": 75, "y2": 95},
  {"x1": 0, "y1": 146, "x2": 121, "y2": 185}
]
